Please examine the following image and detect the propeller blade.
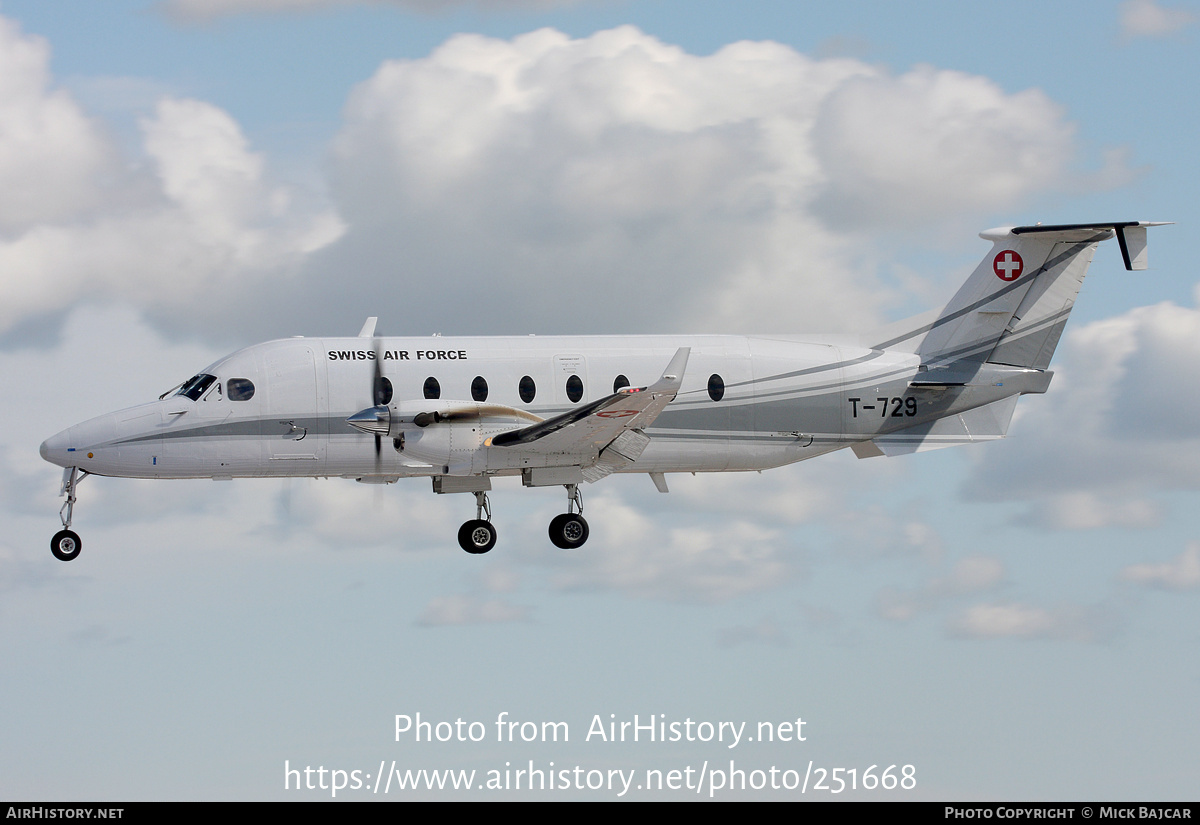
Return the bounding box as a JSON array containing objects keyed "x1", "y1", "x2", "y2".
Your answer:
[
  {"x1": 371, "y1": 336, "x2": 386, "y2": 474},
  {"x1": 372, "y1": 339, "x2": 392, "y2": 407}
]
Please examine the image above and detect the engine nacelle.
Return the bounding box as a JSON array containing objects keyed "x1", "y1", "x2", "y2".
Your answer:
[{"x1": 348, "y1": 400, "x2": 542, "y2": 474}]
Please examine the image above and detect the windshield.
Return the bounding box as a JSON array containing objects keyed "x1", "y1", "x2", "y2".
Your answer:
[{"x1": 176, "y1": 373, "x2": 217, "y2": 400}]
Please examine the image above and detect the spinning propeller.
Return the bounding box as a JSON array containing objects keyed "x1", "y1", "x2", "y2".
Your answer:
[
  {"x1": 343, "y1": 317, "x2": 394, "y2": 476},
  {"x1": 344, "y1": 318, "x2": 543, "y2": 477},
  {"x1": 371, "y1": 340, "x2": 391, "y2": 458}
]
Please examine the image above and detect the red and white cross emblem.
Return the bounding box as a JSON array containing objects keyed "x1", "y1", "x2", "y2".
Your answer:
[{"x1": 993, "y1": 250, "x2": 1024, "y2": 281}]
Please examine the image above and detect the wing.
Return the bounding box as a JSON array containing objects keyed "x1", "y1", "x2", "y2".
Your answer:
[{"x1": 489, "y1": 348, "x2": 689, "y2": 480}]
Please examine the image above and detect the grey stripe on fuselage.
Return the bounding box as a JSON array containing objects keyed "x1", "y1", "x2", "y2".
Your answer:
[
  {"x1": 674, "y1": 363, "x2": 917, "y2": 411},
  {"x1": 113, "y1": 417, "x2": 319, "y2": 446},
  {"x1": 723, "y1": 349, "x2": 886, "y2": 390}
]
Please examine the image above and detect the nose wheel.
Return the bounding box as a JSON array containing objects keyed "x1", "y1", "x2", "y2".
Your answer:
[
  {"x1": 51, "y1": 529, "x2": 82, "y2": 562},
  {"x1": 51, "y1": 466, "x2": 89, "y2": 562},
  {"x1": 549, "y1": 484, "x2": 589, "y2": 549},
  {"x1": 457, "y1": 491, "x2": 497, "y2": 554}
]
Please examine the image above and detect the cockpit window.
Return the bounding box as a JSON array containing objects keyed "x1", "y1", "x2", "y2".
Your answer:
[
  {"x1": 176, "y1": 374, "x2": 217, "y2": 400},
  {"x1": 227, "y1": 378, "x2": 255, "y2": 401}
]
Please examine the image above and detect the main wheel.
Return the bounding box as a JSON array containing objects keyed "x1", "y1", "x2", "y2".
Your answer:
[
  {"x1": 548, "y1": 513, "x2": 589, "y2": 549},
  {"x1": 51, "y1": 529, "x2": 82, "y2": 562},
  {"x1": 457, "y1": 519, "x2": 497, "y2": 554}
]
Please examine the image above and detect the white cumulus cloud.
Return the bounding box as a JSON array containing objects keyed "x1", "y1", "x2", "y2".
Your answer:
[
  {"x1": 877, "y1": 555, "x2": 1006, "y2": 622},
  {"x1": 315, "y1": 26, "x2": 1105, "y2": 337},
  {"x1": 0, "y1": 10, "x2": 345, "y2": 336},
  {"x1": 1121, "y1": 542, "x2": 1200, "y2": 590},
  {"x1": 811, "y1": 66, "x2": 1079, "y2": 228},
  {"x1": 535, "y1": 490, "x2": 793, "y2": 602},
  {"x1": 0, "y1": 17, "x2": 113, "y2": 232},
  {"x1": 949, "y1": 601, "x2": 1121, "y2": 642},
  {"x1": 0, "y1": 19, "x2": 1117, "y2": 344},
  {"x1": 962, "y1": 296, "x2": 1200, "y2": 528},
  {"x1": 0, "y1": 92, "x2": 344, "y2": 333},
  {"x1": 1120, "y1": 0, "x2": 1196, "y2": 38}
]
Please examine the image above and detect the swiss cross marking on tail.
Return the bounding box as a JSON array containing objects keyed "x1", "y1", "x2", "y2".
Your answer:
[{"x1": 993, "y1": 250, "x2": 1024, "y2": 281}]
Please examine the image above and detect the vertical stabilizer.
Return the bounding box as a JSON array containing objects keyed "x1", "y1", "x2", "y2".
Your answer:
[{"x1": 913, "y1": 222, "x2": 1167, "y2": 375}]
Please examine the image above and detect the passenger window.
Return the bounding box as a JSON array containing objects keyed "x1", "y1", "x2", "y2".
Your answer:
[
  {"x1": 227, "y1": 378, "x2": 255, "y2": 401},
  {"x1": 613, "y1": 374, "x2": 630, "y2": 393},
  {"x1": 566, "y1": 374, "x2": 583, "y2": 403},
  {"x1": 519, "y1": 375, "x2": 536, "y2": 404},
  {"x1": 375, "y1": 376, "x2": 393, "y2": 405},
  {"x1": 708, "y1": 373, "x2": 725, "y2": 402},
  {"x1": 423, "y1": 377, "x2": 441, "y2": 400},
  {"x1": 472, "y1": 376, "x2": 489, "y2": 402}
]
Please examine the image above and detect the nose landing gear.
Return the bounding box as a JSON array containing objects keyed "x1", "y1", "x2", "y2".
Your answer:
[
  {"x1": 51, "y1": 529, "x2": 81, "y2": 562},
  {"x1": 51, "y1": 466, "x2": 89, "y2": 562}
]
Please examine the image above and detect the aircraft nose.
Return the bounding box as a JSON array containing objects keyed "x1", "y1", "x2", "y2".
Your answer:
[{"x1": 40, "y1": 429, "x2": 71, "y2": 467}]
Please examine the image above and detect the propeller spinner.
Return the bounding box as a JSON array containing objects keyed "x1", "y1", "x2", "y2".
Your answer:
[{"x1": 344, "y1": 317, "x2": 394, "y2": 474}]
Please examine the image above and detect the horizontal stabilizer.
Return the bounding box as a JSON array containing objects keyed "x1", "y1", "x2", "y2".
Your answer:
[
  {"x1": 856, "y1": 396, "x2": 1019, "y2": 458},
  {"x1": 1010, "y1": 221, "x2": 1170, "y2": 270}
]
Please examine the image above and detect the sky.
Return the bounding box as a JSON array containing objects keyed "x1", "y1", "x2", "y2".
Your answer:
[{"x1": 2, "y1": 0, "x2": 1198, "y2": 801}]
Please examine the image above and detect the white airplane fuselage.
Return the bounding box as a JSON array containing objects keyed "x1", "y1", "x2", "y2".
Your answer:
[
  {"x1": 40, "y1": 221, "x2": 1165, "y2": 559},
  {"x1": 41, "y1": 332, "x2": 1050, "y2": 484}
]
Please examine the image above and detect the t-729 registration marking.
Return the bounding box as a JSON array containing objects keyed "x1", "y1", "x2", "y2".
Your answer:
[{"x1": 848, "y1": 397, "x2": 917, "y2": 418}]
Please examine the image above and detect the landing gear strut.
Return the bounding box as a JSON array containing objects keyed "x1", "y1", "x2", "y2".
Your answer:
[
  {"x1": 51, "y1": 466, "x2": 88, "y2": 562},
  {"x1": 457, "y1": 490, "x2": 497, "y2": 554},
  {"x1": 548, "y1": 483, "x2": 589, "y2": 549}
]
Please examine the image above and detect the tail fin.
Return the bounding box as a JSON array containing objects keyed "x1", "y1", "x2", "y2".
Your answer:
[{"x1": 904, "y1": 222, "x2": 1167, "y2": 376}]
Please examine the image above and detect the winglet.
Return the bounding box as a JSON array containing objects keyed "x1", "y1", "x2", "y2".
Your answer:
[
  {"x1": 648, "y1": 347, "x2": 690, "y2": 394},
  {"x1": 1115, "y1": 223, "x2": 1171, "y2": 271},
  {"x1": 358, "y1": 317, "x2": 378, "y2": 338}
]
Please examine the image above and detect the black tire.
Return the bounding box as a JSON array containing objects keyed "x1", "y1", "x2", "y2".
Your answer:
[
  {"x1": 548, "y1": 514, "x2": 568, "y2": 548},
  {"x1": 51, "y1": 529, "x2": 82, "y2": 562},
  {"x1": 548, "y1": 513, "x2": 589, "y2": 549},
  {"x1": 457, "y1": 520, "x2": 496, "y2": 554}
]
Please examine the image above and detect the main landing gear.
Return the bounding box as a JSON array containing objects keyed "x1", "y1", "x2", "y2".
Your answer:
[
  {"x1": 548, "y1": 484, "x2": 589, "y2": 550},
  {"x1": 51, "y1": 466, "x2": 89, "y2": 562},
  {"x1": 454, "y1": 483, "x2": 590, "y2": 554},
  {"x1": 457, "y1": 490, "x2": 497, "y2": 554}
]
